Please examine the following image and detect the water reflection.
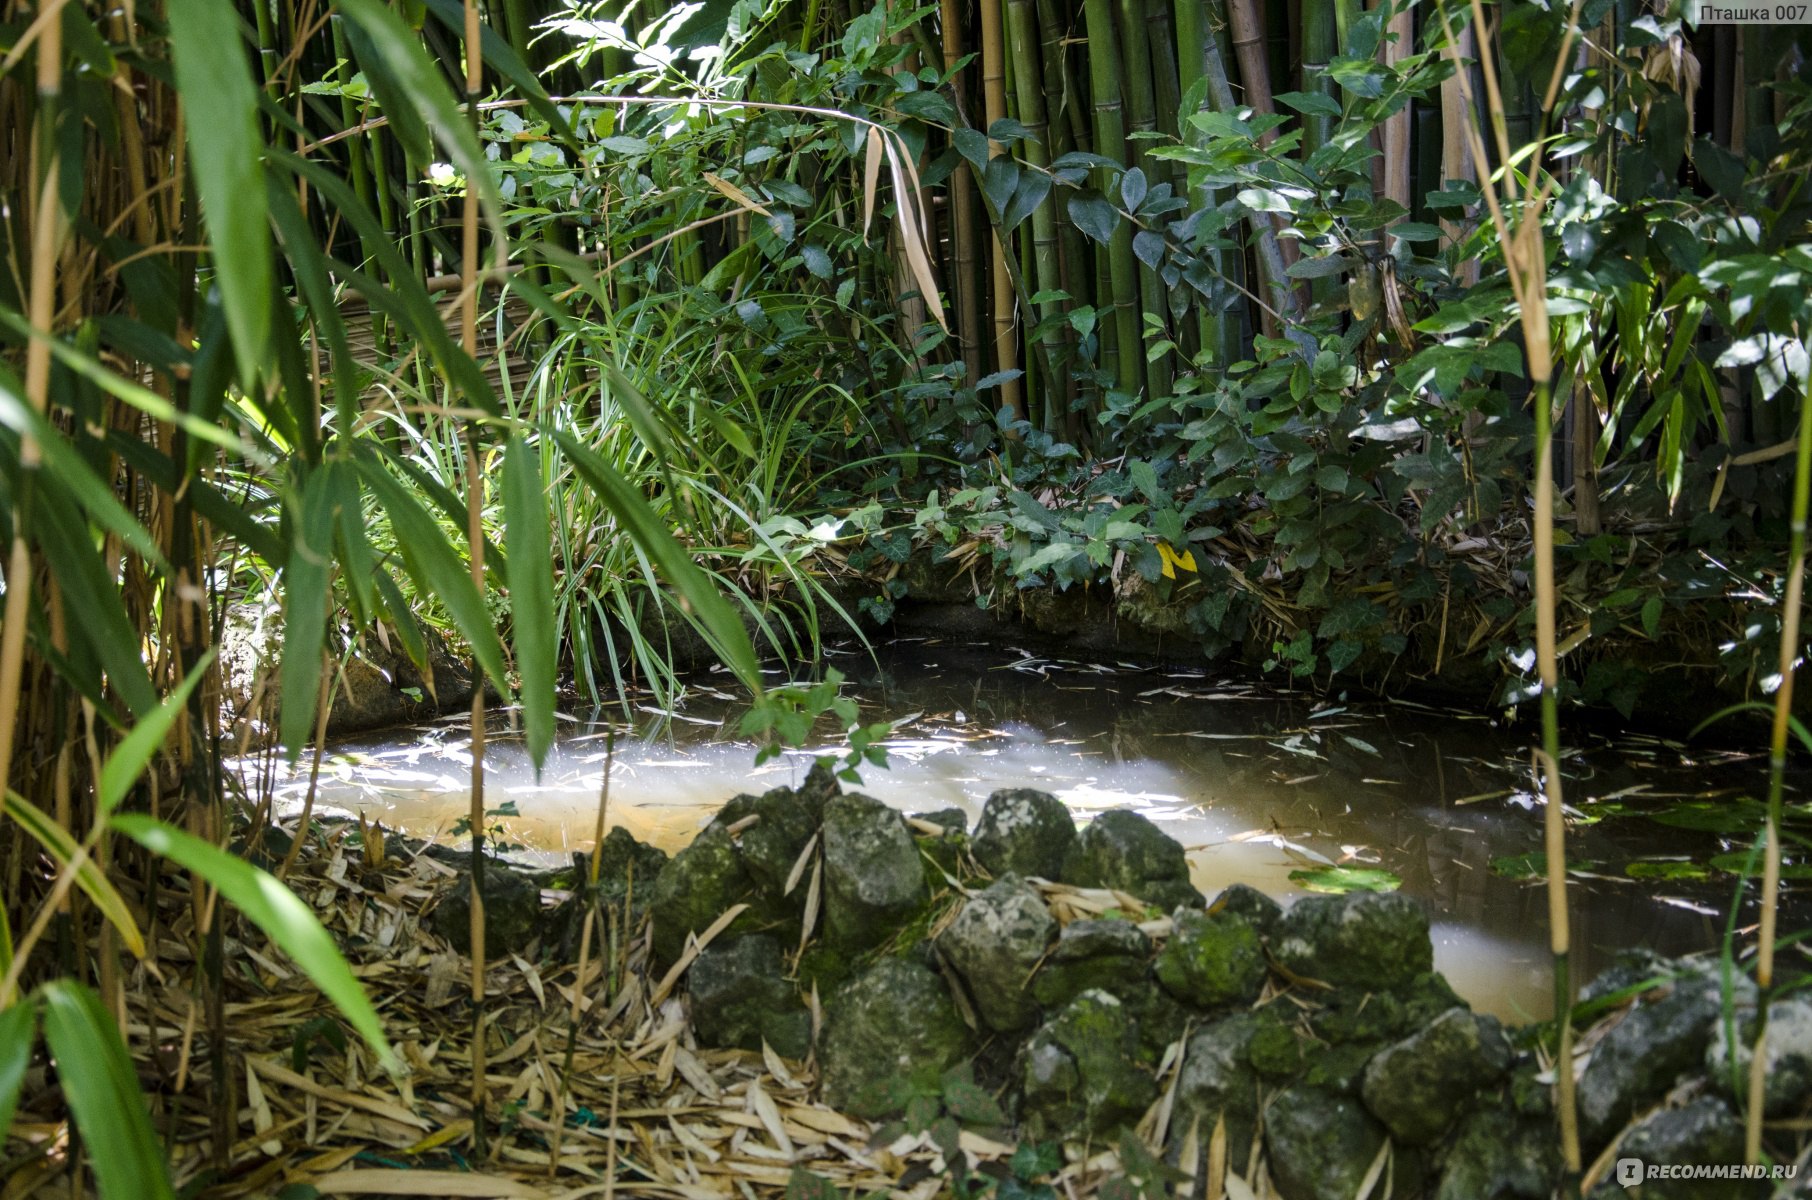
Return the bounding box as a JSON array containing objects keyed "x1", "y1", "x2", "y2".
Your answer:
[{"x1": 246, "y1": 639, "x2": 1797, "y2": 1022}]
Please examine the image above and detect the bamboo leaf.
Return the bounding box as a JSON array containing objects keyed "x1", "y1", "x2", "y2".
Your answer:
[
  {"x1": 280, "y1": 470, "x2": 339, "y2": 759},
  {"x1": 98, "y1": 651, "x2": 215, "y2": 815},
  {"x1": 503, "y1": 436, "x2": 556, "y2": 771},
  {"x1": 0, "y1": 369, "x2": 168, "y2": 570},
  {"x1": 0, "y1": 1002, "x2": 31, "y2": 1139},
  {"x1": 2, "y1": 793, "x2": 146, "y2": 959},
  {"x1": 167, "y1": 0, "x2": 270, "y2": 387},
  {"x1": 552, "y1": 431, "x2": 763, "y2": 693},
  {"x1": 110, "y1": 815, "x2": 397, "y2": 1071},
  {"x1": 862, "y1": 126, "x2": 884, "y2": 236},
  {"x1": 39, "y1": 981, "x2": 175, "y2": 1200},
  {"x1": 356, "y1": 458, "x2": 510, "y2": 694}
]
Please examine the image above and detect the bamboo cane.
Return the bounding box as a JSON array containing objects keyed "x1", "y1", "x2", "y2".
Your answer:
[
  {"x1": 461, "y1": 0, "x2": 491, "y2": 1159},
  {"x1": 1437, "y1": 0, "x2": 1585, "y2": 1174},
  {"x1": 1008, "y1": 0, "x2": 1069, "y2": 430},
  {"x1": 1376, "y1": 0, "x2": 1414, "y2": 216},
  {"x1": 1301, "y1": 0, "x2": 1339, "y2": 306},
  {"x1": 1081, "y1": 0, "x2": 1143, "y2": 394},
  {"x1": 941, "y1": 0, "x2": 985, "y2": 369},
  {"x1": 1748, "y1": 358, "x2": 1812, "y2": 1164},
  {"x1": 982, "y1": 0, "x2": 1025, "y2": 422}
]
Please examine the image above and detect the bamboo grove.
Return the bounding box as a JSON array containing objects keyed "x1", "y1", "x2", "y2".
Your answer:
[{"x1": 1, "y1": 0, "x2": 1812, "y2": 1191}]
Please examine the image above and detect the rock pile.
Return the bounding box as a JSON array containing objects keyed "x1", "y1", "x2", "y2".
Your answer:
[{"x1": 433, "y1": 767, "x2": 1812, "y2": 1198}]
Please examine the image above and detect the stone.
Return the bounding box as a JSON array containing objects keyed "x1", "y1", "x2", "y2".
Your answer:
[
  {"x1": 1061, "y1": 810, "x2": 1201, "y2": 912},
  {"x1": 1207, "y1": 882, "x2": 1283, "y2": 935},
  {"x1": 1263, "y1": 1086, "x2": 1388, "y2": 1200},
  {"x1": 972, "y1": 789, "x2": 1076, "y2": 880},
  {"x1": 1434, "y1": 1104, "x2": 1561, "y2": 1200},
  {"x1": 822, "y1": 793, "x2": 928, "y2": 954},
  {"x1": 549, "y1": 828, "x2": 670, "y2": 959},
  {"x1": 1587, "y1": 1097, "x2": 1747, "y2": 1200},
  {"x1": 938, "y1": 875, "x2": 1056, "y2": 1033},
  {"x1": 1154, "y1": 908, "x2": 1267, "y2": 1010},
  {"x1": 648, "y1": 824, "x2": 760, "y2": 967},
  {"x1": 819, "y1": 958, "x2": 974, "y2": 1116},
  {"x1": 911, "y1": 807, "x2": 968, "y2": 833},
  {"x1": 1172, "y1": 1013, "x2": 1264, "y2": 1165},
  {"x1": 1021, "y1": 989, "x2": 1157, "y2": 1141},
  {"x1": 1272, "y1": 892, "x2": 1432, "y2": 990},
  {"x1": 1031, "y1": 918, "x2": 1151, "y2": 1010},
  {"x1": 1575, "y1": 962, "x2": 1740, "y2": 1150},
  {"x1": 725, "y1": 785, "x2": 824, "y2": 898},
  {"x1": 1705, "y1": 996, "x2": 1812, "y2": 1116},
  {"x1": 431, "y1": 861, "x2": 543, "y2": 956},
  {"x1": 688, "y1": 935, "x2": 812, "y2": 1059},
  {"x1": 1360, "y1": 1006, "x2": 1511, "y2": 1144}
]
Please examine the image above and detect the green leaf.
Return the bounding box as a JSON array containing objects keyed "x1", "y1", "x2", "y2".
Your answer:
[
  {"x1": 2, "y1": 793, "x2": 145, "y2": 958},
  {"x1": 356, "y1": 457, "x2": 510, "y2": 695},
  {"x1": 1067, "y1": 190, "x2": 1119, "y2": 244},
  {"x1": 0, "y1": 1002, "x2": 32, "y2": 1141},
  {"x1": 167, "y1": 0, "x2": 270, "y2": 388},
  {"x1": 280, "y1": 469, "x2": 339, "y2": 760},
  {"x1": 1288, "y1": 865, "x2": 1401, "y2": 893},
  {"x1": 110, "y1": 815, "x2": 397, "y2": 1071},
  {"x1": 504, "y1": 436, "x2": 557, "y2": 772},
  {"x1": 553, "y1": 431, "x2": 764, "y2": 694},
  {"x1": 39, "y1": 981, "x2": 175, "y2": 1200},
  {"x1": 99, "y1": 650, "x2": 215, "y2": 815}
]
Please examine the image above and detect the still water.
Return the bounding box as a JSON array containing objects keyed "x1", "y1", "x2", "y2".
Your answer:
[{"x1": 257, "y1": 639, "x2": 1803, "y2": 1022}]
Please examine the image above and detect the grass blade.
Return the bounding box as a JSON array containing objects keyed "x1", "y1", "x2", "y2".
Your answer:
[
  {"x1": 279, "y1": 470, "x2": 339, "y2": 758},
  {"x1": 553, "y1": 430, "x2": 763, "y2": 693}
]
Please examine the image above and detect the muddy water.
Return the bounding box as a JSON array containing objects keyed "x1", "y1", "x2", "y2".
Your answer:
[{"x1": 259, "y1": 639, "x2": 1804, "y2": 1022}]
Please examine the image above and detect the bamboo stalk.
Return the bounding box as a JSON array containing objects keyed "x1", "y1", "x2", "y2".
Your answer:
[
  {"x1": 0, "y1": 1, "x2": 65, "y2": 809},
  {"x1": 1082, "y1": 0, "x2": 1143, "y2": 394},
  {"x1": 981, "y1": 0, "x2": 1025, "y2": 422},
  {"x1": 941, "y1": 0, "x2": 985, "y2": 370},
  {"x1": 461, "y1": 0, "x2": 491, "y2": 1159},
  {"x1": 1376, "y1": 0, "x2": 1414, "y2": 216},
  {"x1": 1301, "y1": 0, "x2": 1339, "y2": 306},
  {"x1": 1008, "y1": 0, "x2": 1068, "y2": 430},
  {"x1": 1748, "y1": 356, "x2": 1812, "y2": 1164},
  {"x1": 1437, "y1": 0, "x2": 1584, "y2": 1174}
]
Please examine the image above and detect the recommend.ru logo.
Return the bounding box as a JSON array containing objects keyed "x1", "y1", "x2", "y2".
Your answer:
[{"x1": 1616, "y1": 1156, "x2": 1800, "y2": 1188}]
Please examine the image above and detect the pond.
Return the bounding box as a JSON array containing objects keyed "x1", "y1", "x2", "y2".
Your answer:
[{"x1": 253, "y1": 638, "x2": 1807, "y2": 1023}]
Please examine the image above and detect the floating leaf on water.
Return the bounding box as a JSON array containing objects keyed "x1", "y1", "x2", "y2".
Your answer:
[
  {"x1": 1288, "y1": 866, "x2": 1402, "y2": 894},
  {"x1": 1709, "y1": 851, "x2": 1812, "y2": 880},
  {"x1": 1650, "y1": 798, "x2": 1768, "y2": 834},
  {"x1": 1624, "y1": 859, "x2": 1710, "y2": 882},
  {"x1": 1490, "y1": 853, "x2": 1603, "y2": 880}
]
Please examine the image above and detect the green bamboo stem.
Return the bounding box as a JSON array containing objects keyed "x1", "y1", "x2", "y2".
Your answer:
[
  {"x1": 941, "y1": 0, "x2": 985, "y2": 371},
  {"x1": 1082, "y1": 0, "x2": 1142, "y2": 394},
  {"x1": 982, "y1": 0, "x2": 1025, "y2": 422},
  {"x1": 1748, "y1": 365, "x2": 1812, "y2": 1163},
  {"x1": 1301, "y1": 0, "x2": 1339, "y2": 306},
  {"x1": 1009, "y1": 0, "x2": 1070, "y2": 431}
]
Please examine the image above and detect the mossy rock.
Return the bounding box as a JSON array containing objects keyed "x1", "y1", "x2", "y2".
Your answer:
[
  {"x1": 688, "y1": 935, "x2": 811, "y2": 1059},
  {"x1": 972, "y1": 788, "x2": 1076, "y2": 880},
  {"x1": 548, "y1": 828, "x2": 669, "y2": 959},
  {"x1": 431, "y1": 861, "x2": 544, "y2": 956},
  {"x1": 938, "y1": 874, "x2": 1055, "y2": 1033},
  {"x1": 648, "y1": 824, "x2": 764, "y2": 967},
  {"x1": 1360, "y1": 1007, "x2": 1511, "y2": 1145},
  {"x1": 1272, "y1": 892, "x2": 1433, "y2": 990},
  {"x1": 1172, "y1": 1012, "x2": 1264, "y2": 1167},
  {"x1": 1021, "y1": 989, "x2": 1157, "y2": 1142},
  {"x1": 1030, "y1": 918, "x2": 1151, "y2": 1010},
  {"x1": 822, "y1": 793, "x2": 929, "y2": 955},
  {"x1": 1207, "y1": 882, "x2": 1283, "y2": 936},
  {"x1": 1060, "y1": 810, "x2": 1201, "y2": 912},
  {"x1": 820, "y1": 958, "x2": 975, "y2": 1117},
  {"x1": 1263, "y1": 1086, "x2": 1389, "y2": 1200},
  {"x1": 1154, "y1": 908, "x2": 1267, "y2": 1010}
]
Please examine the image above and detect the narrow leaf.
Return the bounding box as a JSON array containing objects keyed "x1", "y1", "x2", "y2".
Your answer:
[
  {"x1": 110, "y1": 815, "x2": 396, "y2": 1070},
  {"x1": 167, "y1": 0, "x2": 270, "y2": 387},
  {"x1": 39, "y1": 981, "x2": 175, "y2": 1200},
  {"x1": 503, "y1": 436, "x2": 556, "y2": 771}
]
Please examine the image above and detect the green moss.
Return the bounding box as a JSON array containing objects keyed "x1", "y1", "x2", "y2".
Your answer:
[{"x1": 1248, "y1": 1014, "x2": 1307, "y2": 1078}]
